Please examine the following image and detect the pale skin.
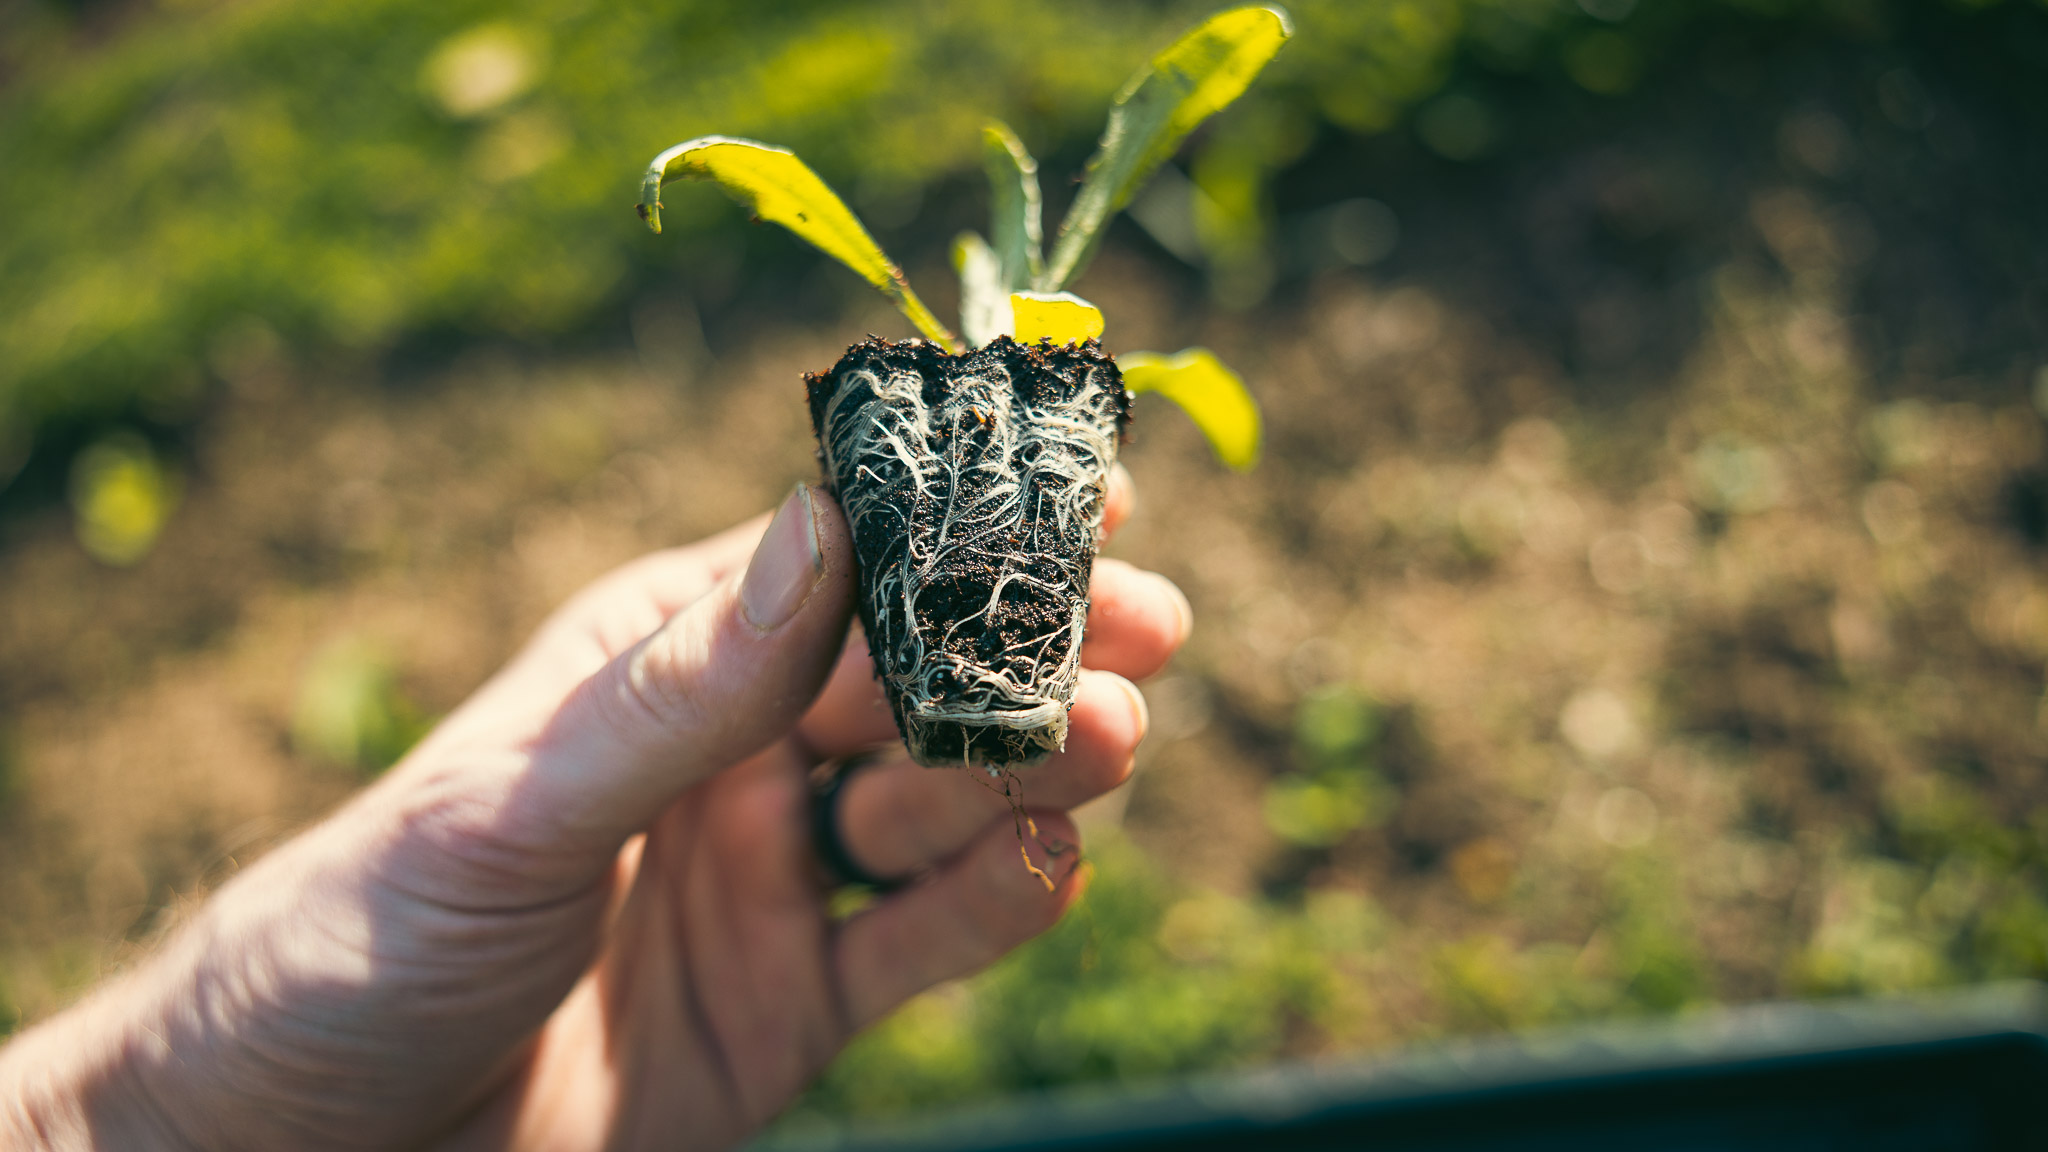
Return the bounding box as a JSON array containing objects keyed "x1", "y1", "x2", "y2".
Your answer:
[{"x1": 0, "y1": 468, "x2": 1189, "y2": 1151}]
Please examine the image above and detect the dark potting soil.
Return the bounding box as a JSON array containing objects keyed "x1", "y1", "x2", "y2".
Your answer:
[{"x1": 805, "y1": 336, "x2": 1131, "y2": 769}]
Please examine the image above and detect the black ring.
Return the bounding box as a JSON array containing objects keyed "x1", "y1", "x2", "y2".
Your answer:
[{"x1": 810, "y1": 757, "x2": 909, "y2": 892}]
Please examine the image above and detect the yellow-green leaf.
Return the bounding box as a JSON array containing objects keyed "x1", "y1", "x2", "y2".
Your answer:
[
  {"x1": 638, "y1": 136, "x2": 957, "y2": 349},
  {"x1": 982, "y1": 121, "x2": 1044, "y2": 292},
  {"x1": 953, "y1": 231, "x2": 1013, "y2": 348},
  {"x1": 1041, "y1": 6, "x2": 1292, "y2": 291},
  {"x1": 1120, "y1": 347, "x2": 1260, "y2": 470},
  {"x1": 1011, "y1": 291, "x2": 1104, "y2": 346}
]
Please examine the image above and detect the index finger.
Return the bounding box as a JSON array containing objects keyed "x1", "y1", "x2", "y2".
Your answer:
[
  {"x1": 794, "y1": 555, "x2": 1187, "y2": 758},
  {"x1": 1101, "y1": 462, "x2": 1134, "y2": 542}
]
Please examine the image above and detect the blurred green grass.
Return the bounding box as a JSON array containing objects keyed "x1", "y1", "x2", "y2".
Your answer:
[
  {"x1": 6, "y1": 0, "x2": 1898, "y2": 497},
  {"x1": 0, "y1": 0, "x2": 1535, "y2": 466}
]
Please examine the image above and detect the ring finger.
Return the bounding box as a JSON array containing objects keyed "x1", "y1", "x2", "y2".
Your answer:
[{"x1": 827, "y1": 669, "x2": 1148, "y2": 881}]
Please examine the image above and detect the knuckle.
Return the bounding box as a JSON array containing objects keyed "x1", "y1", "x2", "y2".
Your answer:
[
  {"x1": 611, "y1": 619, "x2": 717, "y2": 738},
  {"x1": 375, "y1": 758, "x2": 583, "y2": 910},
  {"x1": 379, "y1": 769, "x2": 513, "y2": 895}
]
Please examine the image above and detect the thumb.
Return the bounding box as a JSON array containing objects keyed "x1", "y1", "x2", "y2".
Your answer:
[{"x1": 520, "y1": 484, "x2": 855, "y2": 856}]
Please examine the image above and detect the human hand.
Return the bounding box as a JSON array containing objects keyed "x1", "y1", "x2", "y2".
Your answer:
[{"x1": 0, "y1": 470, "x2": 1188, "y2": 1152}]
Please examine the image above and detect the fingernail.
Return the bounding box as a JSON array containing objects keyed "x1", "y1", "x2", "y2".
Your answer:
[
  {"x1": 1154, "y1": 573, "x2": 1193, "y2": 644},
  {"x1": 1120, "y1": 677, "x2": 1150, "y2": 742},
  {"x1": 740, "y1": 486, "x2": 823, "y2": 631}
]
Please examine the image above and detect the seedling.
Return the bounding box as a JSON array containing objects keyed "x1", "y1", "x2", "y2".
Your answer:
[{"x1": 639, "y1": 6, "x2": 1287, "y2": 774}]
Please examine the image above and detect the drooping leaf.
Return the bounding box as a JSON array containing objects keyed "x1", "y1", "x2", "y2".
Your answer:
[
  {"x1": 1120, "y1": 347, "x2": 1261, "y2": 470},
  {"x1": 1010, "y1": 291, "x2": 1105, "y2": 346},
  {"x1": 1040, "y1": 6, "x2": 1292, "y2": 292},
  {"x1": 638, "y1": 136, "x2": 958, "y2": 349},
  {"x1": 982, "y1": 121, "x2": 1044, "y2": 292},
  {"x1": 953, "y1": 231, "x2": 1013, "y2": 348}
]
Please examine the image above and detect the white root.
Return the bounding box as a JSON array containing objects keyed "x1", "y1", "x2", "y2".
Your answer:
[{"x1": 810, "y1": 337, "x2": 1126, "y2": 768}]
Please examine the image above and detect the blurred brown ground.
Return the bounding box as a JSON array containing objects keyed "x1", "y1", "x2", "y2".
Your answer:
[
  {"x1": 4, "y1": 222, "x2": 2045, "y2": 1037},
  {"x1": 4, "y1": 6, "x2": 2048, "y2": 1067}
]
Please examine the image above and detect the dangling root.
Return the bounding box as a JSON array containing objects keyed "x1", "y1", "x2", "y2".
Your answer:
[{"x1": 968, "y1": 765, "x2": 1072, "y2": 892}]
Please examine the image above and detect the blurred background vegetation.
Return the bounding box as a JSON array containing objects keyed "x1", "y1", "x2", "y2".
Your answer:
[{"x1": 3, "y1": 0, "x2": 2048, "y2": 1132}]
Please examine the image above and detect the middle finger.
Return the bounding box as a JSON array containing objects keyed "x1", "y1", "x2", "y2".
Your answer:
[
  {"x1": 829, "y1": 669, "x2": 1148, "y2": 881},
  {"x1": 795, "y1": 559, "x2": 1188, "y2": 759}
]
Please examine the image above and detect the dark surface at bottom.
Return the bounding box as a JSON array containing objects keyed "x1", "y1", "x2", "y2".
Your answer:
[
  {"x1": 1104, "y1": 1035, "x2": 2044, "y2": 1152},
  {"x1": 761, "y1": 984, "x2": 2048, "y2": 1152}
]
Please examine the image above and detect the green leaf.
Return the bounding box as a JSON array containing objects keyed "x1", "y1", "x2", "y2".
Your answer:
[
  {"x1": 1040, "y1": 5, "x2": 1292, "y2": 292},
  {"x1": 982, "y1": 121, "x2": 1044, "y2": 292},
  {"x1": 69, "y1": 431, "x2": 179, "y2": 567},
  {"x1": 1010, "y1": 291, "x2": 1104, "y2": 346},
  {"x1": 952, "y1": 231, "x2": 1012, "y2": 348},
  {"x1": 1120, "y1": 347, "x2": 1261, "y2": 470},
  {"x1": 638, "y1": 136, "x2": 958, "y2": 350}
]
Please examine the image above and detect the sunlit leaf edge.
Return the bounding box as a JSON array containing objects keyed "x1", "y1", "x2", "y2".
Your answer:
[
  {"x1": 1040, "y1": 5, "x2": 1292, "y2": 291},
  {"x1": 1120, "y1": 346, "x2": 1261, "y2": 470},
  {"x1": 638, "y1": 135, "x2": 958, "y2": 349},
  {"x1": 982, "y1": 121, "x2": 1045, "y2": 292}
]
